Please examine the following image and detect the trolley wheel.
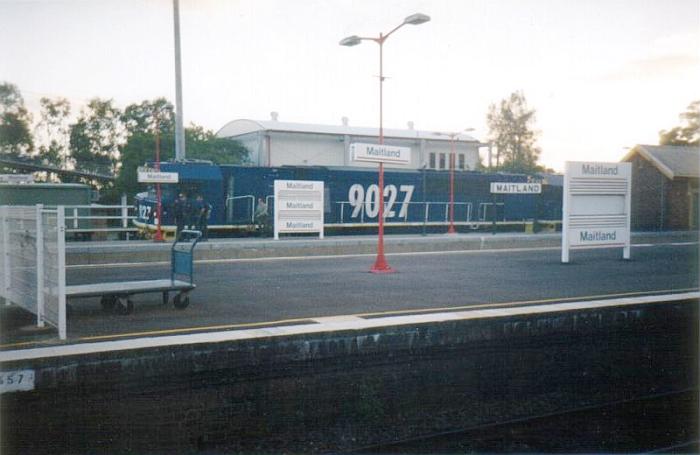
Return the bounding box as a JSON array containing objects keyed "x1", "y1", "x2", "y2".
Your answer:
[
  {"x1": 115, "y1": 296, "x2": 134, "y2": 315},
  {"x1": 162, "y1": 291, "x2": 169, "y2": 306},
  {"x1": 173, "y1": 293, "x2": 190, "y2": 310},
  {"x1": 100, "y1": 295, "x2": 116, "y2": 312}
]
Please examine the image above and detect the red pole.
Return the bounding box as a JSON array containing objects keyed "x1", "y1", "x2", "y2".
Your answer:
[
  {"x1": 154, "y1": 123, "x2": 164, "y2": 242},
  {"x1": 371, "y1": 33, "x2": 393, "y2": 273},
  {"x1": 447, "y1": 135, "x2": 456, "y2": 234}
]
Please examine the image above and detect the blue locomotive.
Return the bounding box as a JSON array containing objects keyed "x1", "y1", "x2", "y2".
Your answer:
[{"x1": 133, "y1": 161, "x2": 562, "y2": 236}]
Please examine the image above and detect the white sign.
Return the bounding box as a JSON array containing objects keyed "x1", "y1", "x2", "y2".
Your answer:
[
  {"x1": 0, "y1": 369, "x2": 35, "y2": 394},
  {"x1": 562, "y1": 161, "x2": 631, "y2": 263},
  {"x1": 137, "y1": 168, "x2": 179, "y2": 184},
  {"x1": 490, "y1": 182, "x2": 542, "y2": 194},
  {"x1": 274, "y1": 180, "x2": 324, "y2": 239},
  {"x1": 0, "y1": 174, "x2": 33, "y2": 184},
  {"x1": 350, "y1": 143, "x2": 411, "y2": 165},
  {"x1": 569, "y1": 228, "x2": 629, "y2": 247}
]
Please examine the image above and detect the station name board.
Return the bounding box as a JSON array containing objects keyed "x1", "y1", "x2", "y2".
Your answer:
[
  {"x1": 490, "y1": 182, "x2": 542, "y2": 194},
  {"x1": 274, "y1": 180, "x2": 324, "y2": 239},
  {"x1": 562, "y1": 161, "x2": 632, "y2": 263},
  {"x1": 569, "y1": 228, "x2": 628, "y2": 246},
  {"x1": 350, "y1": 143, "x2": 411, "y2": 165},
  {"x1": 137, "y1": 167, "x2": 179, "y2": 184}
]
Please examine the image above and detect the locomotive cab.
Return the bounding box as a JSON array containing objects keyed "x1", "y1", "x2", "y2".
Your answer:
[{"x1": 134, "y1": 161, "x2": 224, "y2": 237}]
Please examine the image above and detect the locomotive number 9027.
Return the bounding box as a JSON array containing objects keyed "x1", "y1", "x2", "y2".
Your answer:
[{"x1": 348, "y1": 184, "x2": 415, "y2": 219}]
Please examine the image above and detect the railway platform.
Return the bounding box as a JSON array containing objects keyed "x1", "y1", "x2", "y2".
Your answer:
[{"x1": 0, "y1": 230, "x2": 697, "y2": 454}]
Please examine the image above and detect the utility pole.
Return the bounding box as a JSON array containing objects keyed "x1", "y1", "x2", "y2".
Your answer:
[{"x1": 173, "y1": 0, "x2": 186, "y2": 161}]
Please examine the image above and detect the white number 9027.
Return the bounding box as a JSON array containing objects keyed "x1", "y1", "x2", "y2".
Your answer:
[{"x1": 348, "y1": 184, "x2": 414, "y2": 219}]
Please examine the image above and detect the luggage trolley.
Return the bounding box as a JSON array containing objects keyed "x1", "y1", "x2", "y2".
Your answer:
[{"x1": 66, "y1": 230, "x2": 202, "y2": 315}]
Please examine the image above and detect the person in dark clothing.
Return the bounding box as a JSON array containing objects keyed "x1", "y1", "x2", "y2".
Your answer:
[
  {"x1": 194, "y1": 194, "x2": 210, "y2": 240},
  {"x1": 173, "y1": 193, "x2": 187, "y2": 238}
]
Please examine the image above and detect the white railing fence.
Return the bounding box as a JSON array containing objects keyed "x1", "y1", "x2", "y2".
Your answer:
[
  {"x1": 0, "y1": 205, "x2": 66, "y2": 339},
  {"x1": 62, "y1": 203, "x2": 137, "y2": 240}
]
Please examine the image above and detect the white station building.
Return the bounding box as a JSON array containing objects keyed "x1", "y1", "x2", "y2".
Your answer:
[{"x1": 216, "y1": 113, "x2": 485, "y2": 171}]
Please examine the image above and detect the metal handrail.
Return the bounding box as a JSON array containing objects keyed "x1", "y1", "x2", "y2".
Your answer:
[
  {"x1": 56, "y1": 203, "x2": 139, "y2": 239},
  {"x1": 225, "y1": 195, "x2": 255, "y2": 223},
  {"x1": 335, "y1": 201, "x2": 473, "y2": 224}
]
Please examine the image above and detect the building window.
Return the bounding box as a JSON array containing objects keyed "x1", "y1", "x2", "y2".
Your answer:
[
  {"x1": 429, "y1": 152, "x2": 436, "y2": 169},
  {"x1": 458, "y1": 154, "x2": 465, "y2": 170},
  {"x1": 439, "y1": 153, "x2": 446, "y2": 169}
]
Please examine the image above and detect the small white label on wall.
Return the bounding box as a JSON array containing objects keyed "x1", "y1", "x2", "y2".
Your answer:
[{"x1": 0, "y1": 369, "x2": 35, "y2": 394}]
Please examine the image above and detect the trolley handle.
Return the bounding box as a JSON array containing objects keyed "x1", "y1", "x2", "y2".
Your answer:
[
  {"x1": 173, "y1": 229, "x2": 202, "y2": 251},
  {"x1": 171, "y1": 230, "x2": 201, "y2": 284}
]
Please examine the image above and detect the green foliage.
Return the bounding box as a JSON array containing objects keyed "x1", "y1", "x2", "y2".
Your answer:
[
  {"x1": 122, "y1": 98, "x2": 174, "y2": 136},
  {"x1": 185, "y1": 124, "x2": 249, "y2": 165},
  {"x1": 68, "y1": 98, "x2": 124, "y2": 176},
  {"x1": 0, "y1": 82, "x2": 33, "y2": 158},
  {"x1": 35, "y1": 97, "x2": 71, "y2": 170},
  {"x1": 486, "y1": 91, "x2": 543, "y2": 174},
  {"x1": 3, "y1": 83, "x2": 249, "y2": 200},
  {"x1": 105, "y1": 98, "x2": 248, "y2": 202},
  {"x1": 659, "y1": 100, "x2": 700, "y2": 146}
]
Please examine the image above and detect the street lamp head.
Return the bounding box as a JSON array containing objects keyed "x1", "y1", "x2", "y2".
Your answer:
[
  {"x1": 339, "y1": 35, "x2": 362, "y2": 46},
  {"x1": 404, "y1": 13, "x2": 430, "y2": 25}
]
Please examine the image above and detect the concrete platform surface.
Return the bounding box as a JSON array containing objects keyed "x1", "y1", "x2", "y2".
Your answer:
[
  {"x1": 66, "y1": 230, "x2": 699, "y2": 265},
  {"x1": 1, "y1": 238, "x2": 696, "y2": 348}
]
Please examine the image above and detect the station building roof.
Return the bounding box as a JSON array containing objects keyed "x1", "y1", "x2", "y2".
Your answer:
[
  {"x1": 216, "y1": 117, "x2": 480, "y2": 143},
  {"x1": 622, "y1": 144, "x2": 699, "y2": 180}
]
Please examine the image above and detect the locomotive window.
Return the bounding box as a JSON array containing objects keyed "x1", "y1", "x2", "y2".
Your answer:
[
  {"x1": 439, "y1": 153, "x2": 446, "y2": 170},
  {"x1": 458, "y1": 154, "x2": 465, "y2": 170},
  {"x1": 429, "y1": 153, "x2": 436, "y2": 169}
]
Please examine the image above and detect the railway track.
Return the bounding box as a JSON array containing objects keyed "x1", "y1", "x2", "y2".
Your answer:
[{"x1": 341, "y1": 389, "x2": 699, "y2": 454}]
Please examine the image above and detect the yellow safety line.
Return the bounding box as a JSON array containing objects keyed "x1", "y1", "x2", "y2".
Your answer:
[
  {"x1": 78, "y1": 317, "x2": 317, "y2": 342},
  {"x1": 1, "y1": 287, "x2": 697, "y2": 350},
  {"x1": 352, "y1": 288, "x2": 700, "y2": 319}
]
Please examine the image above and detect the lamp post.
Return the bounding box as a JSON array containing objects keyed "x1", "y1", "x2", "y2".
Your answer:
[
  {"x1": 435, "y1": 128, "x2": 474, "y2": 234},
  {"x1": 153, "y1": 117, "x2": 164, "y2": 242},
  {"x1": 421, "y1": 162, "x2": 427, "y2": 236},
  {"x1": 173, "y1": 0, "x2": 186, "y2": 161},
  {"x1": 340, "y1": 12, "x2": 430, "y2": 273}
]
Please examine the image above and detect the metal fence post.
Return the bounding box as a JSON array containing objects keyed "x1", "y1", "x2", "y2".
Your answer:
[
  {"x1": 2, "y1": 206, "x2": 10, "y2": 305},
  {"x1": 121, "y1": 194, "x2": 130, "y2": 241},
  {"x1": 57, "y1": 206, "x2": 67, "y2": 340},
  {"x1": 36, "y1": 204, "x2": 45, "y2": 328},
  {"x1": 121, "y1": 194, "x2": 128, "y2": 228}
]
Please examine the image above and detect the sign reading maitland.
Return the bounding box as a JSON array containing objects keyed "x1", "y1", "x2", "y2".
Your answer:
[
  {"x1": 350, "y1": 143, "x2": 411, "y2": 165},
  {"x1": 490, "y1": 182, "x2": 542, "y2": 194},
  {"x1": 137, "y1": 167, "x2": 179, "y2": 184},
  {"x1": 273, "y1": 180, "x2": 324, "y2": 239},
  {"x1": 562, "y1": 161, "x2": 631, "y2": 263}
]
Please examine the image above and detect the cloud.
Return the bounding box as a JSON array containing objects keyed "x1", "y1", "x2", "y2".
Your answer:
[{"x1": 602, "y1": 54, "x2": 700, "y2": 82}]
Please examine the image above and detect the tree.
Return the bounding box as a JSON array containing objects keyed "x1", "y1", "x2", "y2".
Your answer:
[
  {"x1": 0, "y1": 82, "x2": 33, "y2": 158},
  {"x1": 68, "y1": 98, "x2": 124, "y2": 176},
  {"x1": 107, "y1": 98, "x2": 249, "y2": 202},
  {"x1": 35, "y1": 97, "x2": 71, "y2": 170},
  {"x1": 659, "y1": 100, "x2": 700, "y2": 146},
  {"x1": 122, "y1": 98, "x2": 174, "y2": 137},
  {"x1": 185, "y1": 124, "x2": 249, "y2": 165},
  {"x1": 486, "y1": 91, "x2": 543, "y2": 174},
  {"x1": 108, "y1": 98, "x2": 175, "y2": 202}
]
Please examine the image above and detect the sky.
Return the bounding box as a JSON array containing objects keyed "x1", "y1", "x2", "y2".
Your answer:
[{"x1": 1, "y1": 0, "x2": 698, "y2": 172}]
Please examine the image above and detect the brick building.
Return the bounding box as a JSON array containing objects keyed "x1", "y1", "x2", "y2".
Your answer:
[{"x1": 622, "y1": 144, "x2": 699, "y2": 231}]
